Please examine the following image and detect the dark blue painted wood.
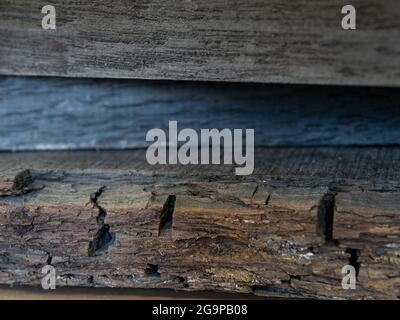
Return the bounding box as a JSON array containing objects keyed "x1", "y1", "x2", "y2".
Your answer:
[{"x1": 0, "y1": 76, "x2": 399, "y2": 150}]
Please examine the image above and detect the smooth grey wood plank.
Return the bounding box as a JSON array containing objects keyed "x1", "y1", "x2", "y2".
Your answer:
[
  {"x1": 0, "y1": 0, "x2": 399, "y2": 86},
  {"x1": 1, "y1": 76, "x2": 400, "y2": 150}
]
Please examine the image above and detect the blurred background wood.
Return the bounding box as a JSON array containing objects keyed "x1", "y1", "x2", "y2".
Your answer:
[{"x1": 1, "y1": 76, "x2": 400, "y2": 151}]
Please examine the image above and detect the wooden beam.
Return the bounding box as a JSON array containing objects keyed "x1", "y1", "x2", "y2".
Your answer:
[
  {"x1": 0, "y1": 149, "x2": 399, "y2": 299},
  {"x1": 0, "y1": 1, "x2": 399, "y2": 86},
  {"x1": 1, "y1": 76, "x2": 400, "y2": 150}
]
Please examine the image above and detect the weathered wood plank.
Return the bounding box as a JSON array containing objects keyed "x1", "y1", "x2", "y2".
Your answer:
[
  {"x1": 1, "y1": 76, "x2": 400, "y2": 150},
  {"x1": 1, "y1": 147, "x2": 400, "y2": 181},
  {"x1": 0, "y1": 1, "x2": 399, "y2": 86},
  {"x1": 0, "y1": 149, "x2": 399, "y2": 299}
]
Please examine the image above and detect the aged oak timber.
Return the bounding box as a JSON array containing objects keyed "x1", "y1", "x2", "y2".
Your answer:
[
  {"x1": 0, "y1": 148, "x2": 399, "y2": 299},
  {"x1": 0, "y1": 1, "x2": 399, "y2": 86},
  {"x1": 1, "y1": 76, "x2": 400, "y2": 151}
]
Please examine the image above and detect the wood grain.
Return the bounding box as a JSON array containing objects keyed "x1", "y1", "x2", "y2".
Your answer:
[
  {"x1": 0, "y1": 1, "x2": 399, "y2": 86},
  {"x1": 1, "y1": 76, "x2": 400, "y2": 151},
  {"x1": 0, "y1": 149, "x2": 399, "y2": 299},
  {"x1": 1, "y1": 147, "x2": 400, "y2": 181}
]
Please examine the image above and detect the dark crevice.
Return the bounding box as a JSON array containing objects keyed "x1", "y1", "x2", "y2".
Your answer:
[
  {"x1": 88, "y1": 225, "x2": 114, "y2": 256},
  {"x1": 96, "y1": 207, "x2": 107, "y2": 226},
  {"x1": 346, "y1": 248, "x2": 361, "y2": 278},
  {"x1": 252, "y1": 285, "x2": 268, "y2": 292},
  {"x1": 88, "y1": 186, "x2": 115, "y2": 257},
  {"x1": 46, "y1": 252, "x2": 52, "y2": 265},
  {"x1": 158, "y1": 195, "x2": 176, "y2": 236},
  {"x1": 90, "y1": 186, "x2": 107, "y2": 225},
  {"x1": 145, "y1": 263, "x2": 160, "y2": 277},
  {"x1": 177, "y1": 276, "x2": 189, "y2": 288},
  {"x1": 251, "y1": 185, "x2": 258, "y2": 199},
  {"x1": 317, "y1": 190, "x2": 339, "y2": 245},
  {"x1": 265, "y1": 194, "x2": 271, "y2": 205}
]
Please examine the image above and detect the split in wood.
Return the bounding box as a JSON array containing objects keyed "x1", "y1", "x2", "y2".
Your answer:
[{"x1": 87, "y1": 186, "x2": 115, "y2": 257}]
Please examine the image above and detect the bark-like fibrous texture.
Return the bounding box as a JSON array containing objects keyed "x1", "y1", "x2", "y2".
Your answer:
[{"x1": 0, "y1": 149, "x2": 399, "y2": 299}]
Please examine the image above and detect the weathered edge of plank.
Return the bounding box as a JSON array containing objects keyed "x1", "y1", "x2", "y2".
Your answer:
[
  {"x1": 1, "y1": 147, "x2": 400, "y2": 182},
  {"x1": 0, "y1": 1, "x2": 400, "y2": 86},
  {"x1": 2, "y1": 76, "x2": 400, "y2": 150},
  {"x1": 0, "y1": 151, "x2": 399, "y2": 299},
  {"x1": 0, "y1": 285, "x2": 260, "y2": 300}
]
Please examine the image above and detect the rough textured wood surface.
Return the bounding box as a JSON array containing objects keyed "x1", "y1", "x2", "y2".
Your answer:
[
  {"x1": 0, "y1": 149, "x2": 399, "y2": 299},
  {"x1": 1, "y1": 76, "x2": 400, "y2": 150},
  {"x1": 0, "y1": 1, "x2": 399, "y2": 86}
]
